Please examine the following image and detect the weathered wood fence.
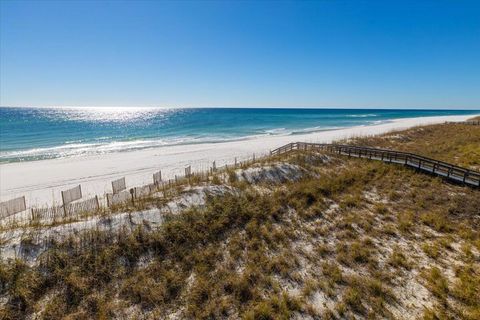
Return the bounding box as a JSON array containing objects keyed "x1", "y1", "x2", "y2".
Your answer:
[
  {"x1": 30, "y1": 196, "x2": 100, "y2": 221},
  {"x1": 0, "y1": 196, "x2": 26, "y2": 219},
  {"x1": 271, "y1": 142, "x2": 480, "y2": 188},
  {"x1": 0, "y1": 152, "x2": 266, "y2": 224}
]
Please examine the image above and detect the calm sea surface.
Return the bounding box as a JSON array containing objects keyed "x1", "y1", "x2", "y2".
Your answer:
[{"x1": 0, "y1": 107, "x2": 477, "y2": 163}]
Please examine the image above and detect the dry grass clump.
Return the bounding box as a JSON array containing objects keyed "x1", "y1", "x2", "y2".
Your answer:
[
  {"x1": 243, "y1": 293, "x2": 303, "y2": 320},
  {"x1": 321, "y1": 261, "x2": 343, "y2": 287},
  {"x1": 334, "y1": 275, "x2": 395, "y2": 318},
  {"x1": 420, "y1": 210, "x2": 453, "y2": 233},
  {"x1": 336, "y1": 237, "x2": 376, "y2": 267},
  {"x1": 388, "y1": 246, "x2": 412, "y2": 270},
  {"x1": 397, "y1": 210, "x2": 415, "y2": 234},
  {"x1": 422, "y1": 241, "x2": 443, "y2": 260},
  {"x1": 422, "y1": 267, "x2": 449, "y2": 300}
]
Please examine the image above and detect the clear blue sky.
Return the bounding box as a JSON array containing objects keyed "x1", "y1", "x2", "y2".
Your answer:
[{"x1": 1, "y1": 0, "x2": 479, "y2": 109}]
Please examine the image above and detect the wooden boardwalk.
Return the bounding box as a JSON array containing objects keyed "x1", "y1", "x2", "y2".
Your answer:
[
  {"x1": 445, "y1": 120, "x2": 480, "y2": 125},
  {"x1": 270, "y1": 142, "x2": 480, "y2": 188}
]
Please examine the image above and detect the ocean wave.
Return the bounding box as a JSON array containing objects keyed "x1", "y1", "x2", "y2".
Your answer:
[
  {"x1": 263, "y1": 128, "x2": 288, "y2": 135},
  {"x1": 0, "y1": 135, "x2": 266, "y2": 162},
  {"x1": 0, "y1": 139, "x2": 175, "y2": 162},
  {"x1": 290, "y1": 126, "x2": 343, "y2": 135},
  {"x1": 0, "y1": 125, "x2": 338, "y2": 162},
  {"x1": 346, "y1": 114, "x2": 378, "y2": 118},
  {"x1": 260, "y1": 126, "x2": 344, "y2": 136}
]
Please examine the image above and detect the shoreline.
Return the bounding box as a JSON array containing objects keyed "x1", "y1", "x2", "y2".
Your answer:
[{"x1": 0, "y1": 114, "x2": 477, "y2": 206}]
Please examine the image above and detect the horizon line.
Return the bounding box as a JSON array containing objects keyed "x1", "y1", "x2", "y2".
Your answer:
[{"x1": 1, "y1": 105, "x2": 479, "y2": 111}]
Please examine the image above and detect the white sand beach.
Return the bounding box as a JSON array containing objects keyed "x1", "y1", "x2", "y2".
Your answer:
[{"x1": 0, "y1": 114, "x2": 476, "y2": 207}]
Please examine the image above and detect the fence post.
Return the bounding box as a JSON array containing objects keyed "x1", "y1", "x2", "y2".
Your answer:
[{"x1": 130, "y1": 188, "x2": 135, "y2": 205}]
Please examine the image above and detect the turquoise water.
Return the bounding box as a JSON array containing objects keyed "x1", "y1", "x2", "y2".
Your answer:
[{"x1": 0, "y1": 107, "x2": 477, "y2": 163}]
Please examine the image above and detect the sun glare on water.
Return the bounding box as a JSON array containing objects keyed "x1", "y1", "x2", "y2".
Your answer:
[{"x1": 47, "y1": 106, "x2": 175, "y2": 123}]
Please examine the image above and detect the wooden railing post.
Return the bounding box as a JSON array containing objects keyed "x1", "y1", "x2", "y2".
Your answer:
[{"x1": 463, "y1": 171, "x2": 468, "y2": 184}]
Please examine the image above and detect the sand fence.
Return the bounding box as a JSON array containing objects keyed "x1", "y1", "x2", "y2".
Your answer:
[
  {"x1": 111, "y1": 177, "x2": 126, "y2": 194},
  {"x1": 0, "y1": 196, "x2": 26, "y2": 220},
  {"x1": 0, "y1": 152, "x2": 264, "y2": 226}
]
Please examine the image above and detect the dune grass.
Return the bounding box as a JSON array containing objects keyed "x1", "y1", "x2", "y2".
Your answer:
[{"x1": 1, "y1": 122, "x2": 479, "y2": 319}]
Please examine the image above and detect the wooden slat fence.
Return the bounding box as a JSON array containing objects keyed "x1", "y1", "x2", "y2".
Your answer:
[
  {"x1": 153, "y1": 171, "x2": 162, "y2": 185},
  {"x1": 133, "y1": 183, "x2": 157, "y2": 199},
  {"x1": 106, "y1": 190, "x2": 132, "y2": 207},
  {"x1": 31, "y1": 205, "x2": 65, "y2": 221},
  {"x1": 112, "y1": 177, "x2": 126, "y2": 194},
  {"x1": 65, "y1": 196, "x2": 100, "y2": 216},
  {"x1": 61, "y1": 185, "x2": 82, "y2": 205},
  {"x1": 0, "y1": 196, "x2": 27, "y2": 219},
  {"x1": 185, "y1": 165, "x2": 192, "y2": 177},
  {"x1": 30, "y1": 196, "x2": 100, "y2": 221},
  {"x1": 271, "y1": 142, "x2": 480, "y2": 188},
  {"x1": 1, "y1": 152, "x2": 269, "y2": 223}
]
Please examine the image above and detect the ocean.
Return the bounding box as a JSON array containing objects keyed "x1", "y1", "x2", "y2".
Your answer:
[{"x1": 0, "y1": 107, "x2": 477, "y2": 163}]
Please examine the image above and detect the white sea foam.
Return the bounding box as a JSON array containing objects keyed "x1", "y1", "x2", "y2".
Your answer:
[
  {"x1": 347, "y1": 113, "x2": 378, "y2": 118},
  {"x1": 1, "y1": 125, "x2": 351, "y2": 162}
]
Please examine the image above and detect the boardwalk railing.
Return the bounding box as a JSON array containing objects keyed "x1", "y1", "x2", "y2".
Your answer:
[
  {"x1": 445, "y1": 120, "x2": 480, "y2": 125},
  {"x1": 271, "y1": 142, "x2": 480, "y2": 188}
]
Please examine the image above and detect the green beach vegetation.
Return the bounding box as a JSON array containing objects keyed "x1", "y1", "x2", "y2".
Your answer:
[{"x1": 1, "y1": 122, "x2": 479, "y2": 319}]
